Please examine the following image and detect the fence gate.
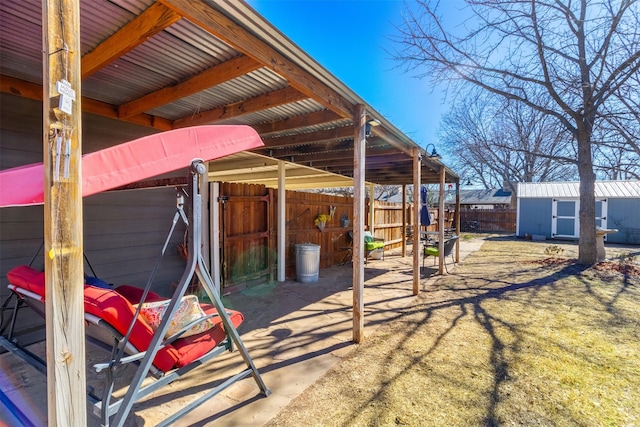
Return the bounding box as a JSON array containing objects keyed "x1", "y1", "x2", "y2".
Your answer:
[{"x1": 219, "y1": 183, "x2": 274, "y2": 289}]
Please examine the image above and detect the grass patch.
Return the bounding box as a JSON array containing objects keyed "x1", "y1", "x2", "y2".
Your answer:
[{"x1": 266, "y1": 239, "x2": 640, "y2": 427}]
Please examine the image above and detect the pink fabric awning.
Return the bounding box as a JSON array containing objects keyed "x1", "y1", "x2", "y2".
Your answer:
[{"x1": 0, "y1": 125, "x2": 263, "y2": 207}]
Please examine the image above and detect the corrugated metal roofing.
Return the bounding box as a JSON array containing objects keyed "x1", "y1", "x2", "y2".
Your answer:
[
  {"x1": 517, "y1": 181, "x2": 640, "y2": 198},
  {"x1": 0, "y1": 0, "x2": 459, "y2": 187}
]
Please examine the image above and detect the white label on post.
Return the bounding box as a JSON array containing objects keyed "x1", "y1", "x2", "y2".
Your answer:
[
  {"x1": 59, "y1": 94, "x2": 73, "y2": 114},
  {"x1": 56, "y1": 79, "x2": 76, "y2": 100}
]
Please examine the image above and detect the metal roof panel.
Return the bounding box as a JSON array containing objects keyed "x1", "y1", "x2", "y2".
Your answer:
[{"x1": 518, "y1": 181, "x2": 640, "y2": 198}]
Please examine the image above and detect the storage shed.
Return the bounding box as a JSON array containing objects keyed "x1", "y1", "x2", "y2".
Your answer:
[{"x1": 516, "y1": 181, "x2": 640, "y2": 244}]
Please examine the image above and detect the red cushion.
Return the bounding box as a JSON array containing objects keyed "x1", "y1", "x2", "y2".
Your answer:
[
  {"x1": 114, "y1": 284, "x2": 166, "y2": 304},
  {"x1": 83, "y1": 285, "x2": 181, "y2": 373},
  {"x1": 171, "y1": 304, "x2": 244, "y2": 368},
  {"x1": 7, "y1": 265, "x2": 45, "y2": 296},
  {"x1": 7, "y1": 266, "x2": 242, "y2": 373}
]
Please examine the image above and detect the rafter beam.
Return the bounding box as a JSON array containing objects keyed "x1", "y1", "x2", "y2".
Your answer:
[
  {"x1": 173, "y1": 86, "x2": 307, "y2": 127},
  {"x1": 252, "y1": 109, "x2": 345, "y2": 135},
  {"x1": 158, "y1": 0, "x2": 355, "y2": 119},
  {"x1": 1, "y1": 75, "x2": 172, "y2": 130},
  {"x1": 118, "y1": 55, "x2": 262, "y2": 118},
  {"x1": 260, "y1": 126, "x2": 354, "y2": 149},
  {"x1": 82, "y1": 2, "x2": 181, "y2": 78}
]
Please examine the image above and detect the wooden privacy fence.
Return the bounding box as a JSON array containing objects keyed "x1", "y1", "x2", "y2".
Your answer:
[
  {"x1": 284, "y1": 191, "x2": 353, "y2": 279},
  {"x1": 216, "y1": 182, "x2": 460, "y2": 289},
  {"x1": 460, "y1": 208, "x2": 516, "y2": 233}
]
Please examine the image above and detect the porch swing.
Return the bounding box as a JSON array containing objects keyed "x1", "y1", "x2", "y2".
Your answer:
[{"x1": 0, "y1": 126, "x2": 271, "y2": 426}]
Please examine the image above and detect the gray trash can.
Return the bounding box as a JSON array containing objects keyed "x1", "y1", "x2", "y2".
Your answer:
[{"x1": 295, "y1": 243, "x2": 320, "y2": 283}]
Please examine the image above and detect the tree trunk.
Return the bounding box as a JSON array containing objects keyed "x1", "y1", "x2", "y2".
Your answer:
[{"x1": 577, "y1": 127, "x2": 597, "y2": 265}]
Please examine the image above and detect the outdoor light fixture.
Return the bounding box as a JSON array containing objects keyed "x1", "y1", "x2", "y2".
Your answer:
[
  {"x1": 365, "y1": 118, "x2": 381, "y2": 137},
  {"x1": 425, "y1": 143, "x2": 441, "y2": 159}
]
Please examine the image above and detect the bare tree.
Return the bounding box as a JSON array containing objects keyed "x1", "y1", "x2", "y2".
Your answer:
[
  {"x1": 314, "y1": 185, "x2": 401, "y2": 201},
  {"x1": 393, "y1": 0, "x2": 640, "y2": 264},
  {"x1": 595, "y1": 74, "x2": 640, "y2": 179},
  {"x1": 440, "y1": 92, "x2": 577, "y2": 192}
]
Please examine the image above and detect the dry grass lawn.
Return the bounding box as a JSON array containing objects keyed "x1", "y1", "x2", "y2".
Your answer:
[{"x1": 265, "y1": 237, "x2": 640, "y2": 427}]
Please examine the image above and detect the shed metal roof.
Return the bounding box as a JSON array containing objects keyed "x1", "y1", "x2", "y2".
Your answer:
[
  {"x1": 517, "y1": 181, "x2": 640, "y2": 199},
  {"x1": 0, "y1": 0, "x2": 459, "y2": 189}
]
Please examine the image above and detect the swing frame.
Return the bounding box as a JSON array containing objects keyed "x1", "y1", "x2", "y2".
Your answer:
[{"x1": 0, "y1": 160, "x2": 271, "y2": 426}]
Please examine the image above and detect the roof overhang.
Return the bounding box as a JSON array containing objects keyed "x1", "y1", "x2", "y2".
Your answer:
[
  {"x1": 208, "y1": 151, "x2": 362, "y2": 190},
  {"x1": 0, "y1": 0, "x2": 459, "y2": 187}
]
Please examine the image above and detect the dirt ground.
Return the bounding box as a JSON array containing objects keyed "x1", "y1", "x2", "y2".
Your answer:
[
  {"x1": 265, "y1": 236, "x2": 640, "y2": 427},
  {"x1": 2, "y1": 236, "x2": 638, "y2": 426}
]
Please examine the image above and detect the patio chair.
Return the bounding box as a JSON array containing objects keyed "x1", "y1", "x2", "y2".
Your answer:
[
  {"x1": 423, "y1": 235, "x2": 459, "y2": 272},
  {"x1": 346, "y1": 231, "x2": 386, "y2": 262},
  {"x1": 364, "y1": 231, "x2": 385, "y2": 260}
]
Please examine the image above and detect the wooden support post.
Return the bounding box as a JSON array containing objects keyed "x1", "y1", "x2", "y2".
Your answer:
[
  {"x1": 401, "y1": 184, "x2": 407, "y2": 257},
  {"x1": 277, "y1": 161, "x2": 286, "y2": 282},
  {"x1": 42, "y1": 0, "x2": 87, "y2": 424},
  {"x1": 369, "y1": 182, "x2": 375, "y2": 233},
  {"x1": 455, "y1": 180, "x2": 461, "y2": 262},
  {"x1": 412, "y1": 148, "x2": 421, "y2": 295},
  {"x1": 211, "y1": 182, "x2": 221, "y2": 294},
  {"x1": 353, "y1": 104, "x2": 366, "y2": 343},
  {"x1": 438, "y1": 167, "x2": 445, "y2": 274}
]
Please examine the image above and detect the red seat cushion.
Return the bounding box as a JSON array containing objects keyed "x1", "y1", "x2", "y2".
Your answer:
[
  {"x1": 171, "y1": 304, "x2": 244, "y2": 368},
  {"x1": 83, "y1": 285, "x2": 181, "y2": 372},
  {"x1": 7, "y1": 265, "x2": 45, "y2": 296},
  {"x1": 7, "y1": 265, "x2": 242, "y2": 373}
]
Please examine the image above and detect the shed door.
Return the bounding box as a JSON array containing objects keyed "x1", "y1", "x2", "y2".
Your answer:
[
  {"x1": 552, "y1": 199, "x2": 578, "y2": 238},
  {"x1": 552, "y1": 199, "x2": 608, "y2": 239}
]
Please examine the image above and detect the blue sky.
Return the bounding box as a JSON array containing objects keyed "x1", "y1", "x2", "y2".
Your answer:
[{"x1": 246, "y1": 0, "x2": 451, "y2": 150}]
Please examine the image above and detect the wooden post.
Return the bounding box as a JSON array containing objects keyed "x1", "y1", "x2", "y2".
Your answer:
[
  {"x1": 43, "y1": 0, "x2": 87, "y2": 425},
  {"x1": 369, "y1": 182, "x2": 375, "y2": 233},
  {"x1": 401, "y1": 184, "x2": 407, "y2": 257},
  {"x1": 412, "y1": 149, "x2": 421, "y2": 294},
  {"x1": 278, "y1": 161, "x2": 286, "y2": 282},
  {"x1": 353, "y1": 104, "x2": 366, "y2": 343},
  {"x1": 455, "y1": 180, "x2": 461, "y2": 262},
  {"x1": 438, "y1": 167, "x2": 445, "y2": 274}
]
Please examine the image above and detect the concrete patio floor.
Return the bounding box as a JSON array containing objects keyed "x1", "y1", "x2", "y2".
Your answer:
[{"x1": 0, "y1": 238, "x2": 485, "y2": 426}]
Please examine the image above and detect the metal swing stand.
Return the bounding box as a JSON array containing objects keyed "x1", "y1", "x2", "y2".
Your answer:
[{"x1": 100, "y1": 159, "x2": 271, "y2": 426}]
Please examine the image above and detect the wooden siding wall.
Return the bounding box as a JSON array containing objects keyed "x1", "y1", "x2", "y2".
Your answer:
[
  {"x1": 608, "y1": 198, "x2": 640, "y2": 244},
  {"x1": 0, "y1": 95, "x2": 188, "y2": 307}
]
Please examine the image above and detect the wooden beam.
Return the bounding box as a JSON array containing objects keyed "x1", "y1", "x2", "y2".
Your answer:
[
  {"x1": 1, "y1": 75, "x2": 173, "y2": 130},
  {"x1": 43, "y1": 0, "x2": 86, "y2": 424},
  {"x1": 81, "y1": 2, "x2": 181, "y2": 78},
  {"x1": 305, "y1": 153, "x2": 411, "y2": 168},
  {"x1": 252, "y1": 109, "x2": 344, "y2": 135},
  {"x1": 369, "y1": 122, "x2": 414, "y2": 156},
  {"x1": 260, "y1": 125, "x2": 354, "y2": 148},
  {"x1": 173, "y1": 86, "x2": 307, "y2": 127},
  {"x1": 118, "y1": 55, "x2": 262, "y2": 118},
  {"x1": 158, "y1": 0, "x2": 355, "y2": 119}
]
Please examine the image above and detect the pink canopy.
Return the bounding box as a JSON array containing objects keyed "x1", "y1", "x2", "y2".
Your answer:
[{"x1": 0, "y1": 126, "x2": 263, "y2": 207}]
